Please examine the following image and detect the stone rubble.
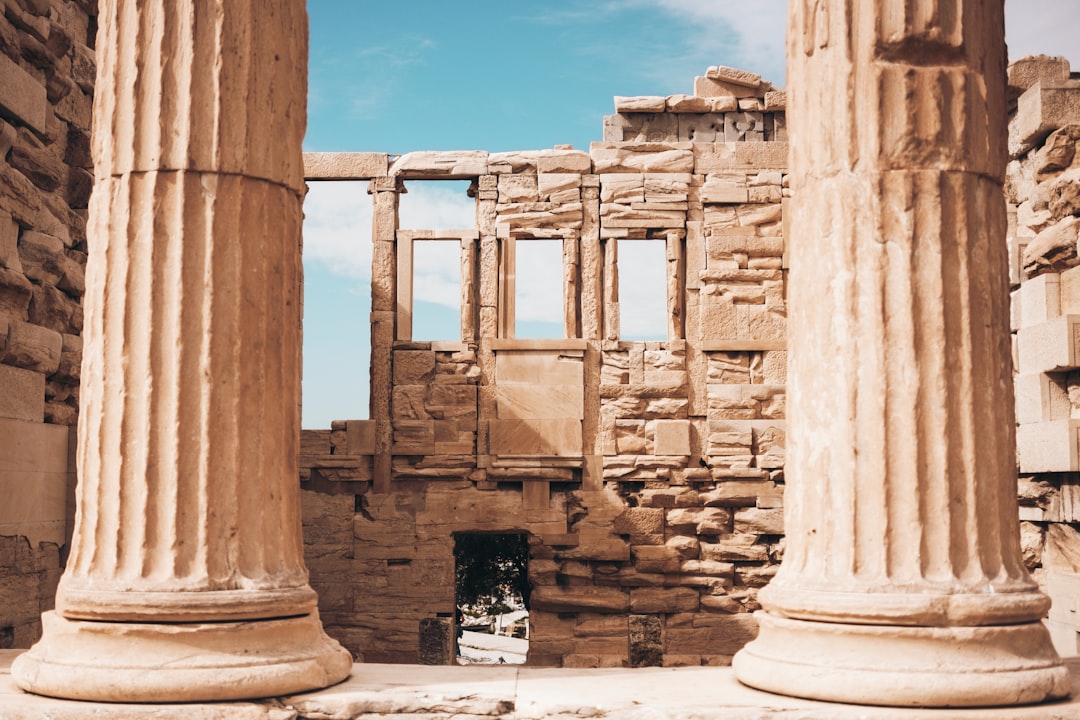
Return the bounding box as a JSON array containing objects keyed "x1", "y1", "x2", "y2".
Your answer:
[{"x1": 1006, "y1": 55, "x2": 1080, "y2": 655}]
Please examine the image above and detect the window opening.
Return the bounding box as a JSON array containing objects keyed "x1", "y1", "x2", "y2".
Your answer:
[
  {"x1": 513, "y1": 239, "x2": 565, "y2": 339},
  {"x1": 301, "y1": 180, "x2": 371, "y2": 428},
  {"x1": 453, "y1": 532, "x2": 530, "y2": 665},
  {"x1": 617, "y1": 240, "x2": 668, "y2": 341},
  {"x1": 412, "y1": 239, "x2": 462, "y2": 342}
]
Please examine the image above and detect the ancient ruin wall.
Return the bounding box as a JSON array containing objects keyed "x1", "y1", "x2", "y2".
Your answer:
[
  {"x1": 301, "y1": 59, "x2": 1080, "y2": 667},
  {"x1": 1006, "y1": 56, "x2": 1080, "y2": 655},
  {"x1": 300, "y1": 67, "x2": 790, "y2": 666},
  {"x1": 0, "y1": 0, "x2": 94, "y2": 648}
]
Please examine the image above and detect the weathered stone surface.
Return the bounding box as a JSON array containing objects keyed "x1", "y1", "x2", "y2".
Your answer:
[
  {"x1": 13, "y1": 0, "x2": 353, "y2": 703},
  {"x1": 1024, "y1": 215, "x2": 1080, "y2": 275}
]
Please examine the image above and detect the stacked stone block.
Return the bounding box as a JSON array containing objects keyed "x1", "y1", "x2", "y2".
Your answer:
[
  {"x1": 1006, "y1": 55, "x2": 1080, "y2": 655},
  {"x1": 301, "y1": 66, "x2": 789, "y2": 667},
  {"x1": 0, "y1": 0, "x2": 94, "y2": 647}
]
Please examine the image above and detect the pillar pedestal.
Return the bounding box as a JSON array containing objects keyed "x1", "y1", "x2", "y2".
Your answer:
[
  {"x1": 12, "y1": 0, "x2": 352, "y2": 702},
  {"x1": 733, "y1": 0, "x2": 1070, "y2": 707}
]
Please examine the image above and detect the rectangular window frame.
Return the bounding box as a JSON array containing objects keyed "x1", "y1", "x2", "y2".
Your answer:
[{"x1": 395, "y1": 228, "x2": 479, "y2": 345}]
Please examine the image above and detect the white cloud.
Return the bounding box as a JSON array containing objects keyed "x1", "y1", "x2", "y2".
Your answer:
[
  {"x1": 398, "y1": 181, "x2": 476, "y2": 230},
  {"x1": 617, "y1": 240, "x2": 668, "y2": 340},
  {"x1": 302, "y1": 181, "x2": 478, "y2": 312},
  {"x1": 302, "y1": 181, "x2": 373, "y2": 279},
  {"x1": 635, "y1": 0, "x2": 789, "y2": 86},
  {"x1": 515, "y1": 240, "x2": 566, "y2": 325}
]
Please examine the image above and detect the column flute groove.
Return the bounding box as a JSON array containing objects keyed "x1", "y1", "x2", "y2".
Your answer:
[
  {"x1": 13, "y1": 0, "x2": 351, "y2": 702},
  {"x1": 734, "y1": 0, "x2": 1068, "y2": 705}
]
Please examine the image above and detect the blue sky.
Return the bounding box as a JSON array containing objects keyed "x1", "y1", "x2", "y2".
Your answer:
[{"x1": 300, "y1": 0, "x2": 1080, "y2": 429}]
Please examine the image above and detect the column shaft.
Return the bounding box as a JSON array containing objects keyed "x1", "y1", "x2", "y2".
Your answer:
[
  {"x1": 733, "y1": 0, "x2": 1069, "y2": 707},
  {"x1": 13, "y1": 0, "x2": 351, "y2": 701}
]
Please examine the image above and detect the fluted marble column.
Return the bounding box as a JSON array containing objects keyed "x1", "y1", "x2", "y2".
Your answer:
[
  {"x1": 12, "y1": 0, "x2": 352, "y2": 702},
  {"x1": 733, "y1": 0, "x2": 1070, "y2": 707}
]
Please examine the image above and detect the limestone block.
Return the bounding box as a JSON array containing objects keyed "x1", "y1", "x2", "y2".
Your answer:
[
  {"x1": 393, "y1": 350, "x2": 435, "y2": 384},
  {"x1": 666, "y1": 613, "x2": 758, "y2": 656},
  {"x1": 614, "y1": 420, "x2": 646, "y2": 454},
  {"x1": 614, "y1": 96, "x2": 667, "y2": 113},
  {"x1": 1035, "y1": 125, "x2": 1080, "y2": 178},
  {"x1": 496, "y1": 201, "x2": 582, "y2": 229},
  {"x1": 531, "y1": 586, "x2": 628, "y2": 613},
  {"x1": 18, "y1": 231, "x2": 65, "y2": 285},
  {"x1": 534, "y1": 151, "x2": 592, "y2": 174},
  {"x1": 725, "y1": 112, "x2": 764, "y2": 142},
  {"x1": 1049, "y1": 168, "x2": 1080, "y2": 219},
  {"x1": 0, "y1": 363, "x2": 44, "y2": 422},
  {"x1": 734, "y1": 507, "x2": 784, "y2": 535},
  {"x1": 426, "y1": 384, "x2": 477, "y2": 421},
  {"x1": 1017, "y1": 315, "x2": 1080, "y2": 373},
  {"x1": 702, "y1": 180, "x2": 749, "y2": 204},
  {"x1": 495, "y1": 350, "x2": 583, "y2": 385},
  {"x1": 666, "y1": 94, "x2": 710, "y2": 113},
  {"x1": 1013, "y1": 83, "x2": 1080, "y2": 156},
  {"x1": 1061, "y1": 266, "x2": 1080, "y2": 315},
  {"x1": 707, "y1": 65, "x2": 762, "y2": 89},
  {"x1": 736, "y1": 203, "x2": 783, "y2": 227},
  {"x1": 1023, "y1": 215, "x2": 1079, "y2": 276},
  {"x1": 0, "y1": 268, "x2": 32, "y2": 318},
  {"x1": 590, "y1": 142, "x2": 694, "y2": 174},
  {"x1": 1009, "y1": 55, "x2": 1072, "y2": 94},
  {"x1": 1046, "y1": 572, "x2": 1080, "y2": 657},
  {"x1": 498, "y1": 174, "x2": 539, "y2": 203},
  {"x1": 488, "y1": 418, "x2": 582, "y2": 457},
  {"x1": 1015, "y1": 373, "x2": 1070, "y2": 424},
  {"x1": 389, "y1": 151, "x2": 489, "y2": 179},
  {"x1": 629, "y1": 587, "x2": 699, "y2": 614},
  {"x1": 303, "y1": 152, "x2": 387, "y2": 179},
  {"x1": 677, "y1": 114, "x2": 725, "y2": 143},
  {"x1": 496, "y1": 384, "x2": 583, "y2": 420},
  {"x1": 694, "y1": 76, "x2": 759, "y2": 100},
  {"x1": 0, "y1": 53, "x2": 47, "y2": 133},
  {"x1": 347, "y1": 420, "x2": 375, "y2": 455},
  {"x1": 1018, "y1": 272, "x2": 1061, "y2": 327},
  {"x1": 3, "y1": 320, "x2": 61, "y2": 375},
  {"x1": 701, "y1": 536, "x2": 770, "y2": 562},
  {"x1": 631, "y1": 545, "x2": 684, "y2": 573},
  {"x1": 612, "y1": 508, "x2": 664, "y2": 544},
  {"x1": 537, "y1": 173, "x2": 581, "y2": 201},
  {"x1": 733, "y1": 142, "x2": 788, "y2": 169},
  {"x1": 0, "y1": 211, "x2": 19, "y2": 273},
  {"x1": 707, "y1": 234, "x2": 783, "y2": 258},
  {"x1": 764, "y1": 91, "x2": 787, "y2": 111},
  {"x1": 667, "y1": 507, "x2": 732, "y2": 536},
  {"x1": 599, "y1": 174, "x2": 644, "y2": 204},
  {"x1": 653, "y1": 419, "x2": 690, "y2": 455},
  {"x1": 1017, "y1": 420, "x2": 1080, "y2": 473}
]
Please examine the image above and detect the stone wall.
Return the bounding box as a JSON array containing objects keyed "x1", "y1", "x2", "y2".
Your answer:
[
  {"x1": 302, "y1": 58, "x2": 1080, "y2": 668},
  {"x1": 0, "y1": 0, "x2": 94, "y2": 647},
  {"x1": 1005, "y1": 55, "x2": 1080, "y2": 655},
  {"x1": 301, "y1": 66, "x2": 789, "y2": 666}
]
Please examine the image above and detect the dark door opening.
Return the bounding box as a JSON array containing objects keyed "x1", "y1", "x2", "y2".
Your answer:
[{"x1": 453, "y1": 532, "x2": 530, "y2": 665}]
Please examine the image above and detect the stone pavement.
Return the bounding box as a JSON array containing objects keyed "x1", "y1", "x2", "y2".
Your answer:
[{"x1": 5, "y1": 650, "x2": 1080, "y2": 719}]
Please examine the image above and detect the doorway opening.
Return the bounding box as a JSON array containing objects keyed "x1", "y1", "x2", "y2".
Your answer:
[{"x1": 453, "y1": 532, "x2": 530, "y2": 665}]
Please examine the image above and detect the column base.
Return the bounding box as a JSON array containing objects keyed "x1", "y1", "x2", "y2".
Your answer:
[
  {"x1": 11, "y1": 610, "x2": 353, "y2": 702},
  {"x1": 733, "y1": 611, "x2": 1070, "y2": 707}
]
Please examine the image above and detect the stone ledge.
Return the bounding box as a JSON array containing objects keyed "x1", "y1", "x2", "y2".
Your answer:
[{"x1": 4, "y1": 651, "x2": 1080, "y2": 719}]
